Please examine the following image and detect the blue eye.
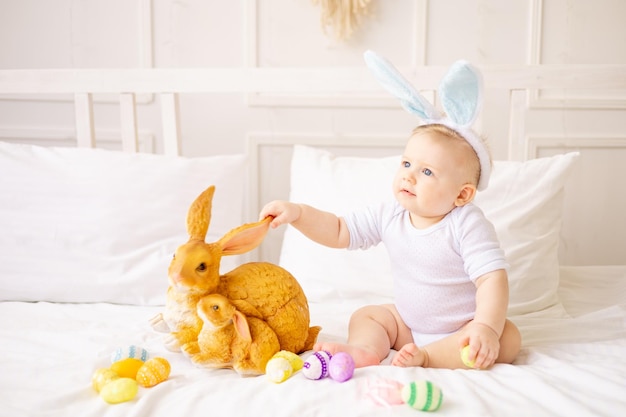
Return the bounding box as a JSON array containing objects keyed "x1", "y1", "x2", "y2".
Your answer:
[
  {"x1": 422, "y1": 168, "x2": 432, "y2": 176},
  {"x1": 403, "y1": 161, "x2": 411, "y2": 168}
]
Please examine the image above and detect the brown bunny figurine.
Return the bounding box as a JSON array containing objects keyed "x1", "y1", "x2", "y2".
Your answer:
[
  {"x1": 150, "y1": 185, "x2": 320, "y2": 354},
  {"x1": 182, "y1": 294, "x2": 280, "y2": 376}
]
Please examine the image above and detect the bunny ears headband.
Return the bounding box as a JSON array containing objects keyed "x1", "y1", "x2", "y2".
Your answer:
[{"x1": 363, "y1": 50, "x2": 491, "y2": 190}]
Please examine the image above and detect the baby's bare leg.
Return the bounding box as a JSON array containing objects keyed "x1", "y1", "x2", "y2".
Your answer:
[
  {"x1": 393, "y1": 319, "x2": 521, "y2": 369},
  {"x1": 314, "y1": 304, "x2": 412, "y2": 368}
]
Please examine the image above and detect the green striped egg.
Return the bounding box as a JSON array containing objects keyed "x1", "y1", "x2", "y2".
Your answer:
[{"x1": 401, "y1": 380, "x2": 443, "y2": 412}]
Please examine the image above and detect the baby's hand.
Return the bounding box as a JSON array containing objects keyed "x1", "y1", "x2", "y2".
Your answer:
[
  {"x1": 459, "y1": 321, "x2": 500, "y2": 369},
  {"x1": 259, "y1": 201, "x2": 302, "y2": 229}
]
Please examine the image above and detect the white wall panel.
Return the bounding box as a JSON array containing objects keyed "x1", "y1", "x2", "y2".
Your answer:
[
  {"x1": 152, "y1": 0, "x2": 243, "y2": 67},
  {"x1": 538, "y1": 0, "x2": 626, "y2": 65},
  {"x1": 427, "y1": 0, "x2": 531, "y2": 65},
  {"x1": 253, "y1": 0, "x2": 420, "y2": 67},
  {"x1": 0, "y1": 0, "x2": 151, "y2": 69},
  {"x1": 0, "y1": 0, "x2": 625, "y2": 265},
  {"x1": 530, "y1": 0, "x2": 626, "y2": 106}
]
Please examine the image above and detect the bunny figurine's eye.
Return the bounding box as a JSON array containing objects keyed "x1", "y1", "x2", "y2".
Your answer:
[{"x1": 197, "y1": 263, "x2": 207, "y2": 272}]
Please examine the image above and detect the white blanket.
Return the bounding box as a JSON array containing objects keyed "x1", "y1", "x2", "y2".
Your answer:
[
  {"x1": 1, "y1": 266, "x2": 625, "y2": 417},
  {"x1": 1, "y1": 142, "x2": 624, "y2": 416}
]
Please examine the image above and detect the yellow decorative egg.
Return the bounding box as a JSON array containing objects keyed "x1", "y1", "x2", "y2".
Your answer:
[
  {"x1": 91, "y1": 368, "x2": 119, "y2": 392},
  {"x1": 110, "y1": 358, "x2": 145, "y2": 379},
  {"x1": 272, "y1": 350, "x2": 304, "y2": 372},
  {"x1": 460, "y1": 345, "x2": 476, "y2": 368},
  {"x1": 99, "y1": 377, "x2": 138, "y2": 404},
  {"x1": 266, "y1": 357, "x2": 293, "y2": 383},
  {"x1": 136, "y1": 357, "x2": 171, "y2": 388}
]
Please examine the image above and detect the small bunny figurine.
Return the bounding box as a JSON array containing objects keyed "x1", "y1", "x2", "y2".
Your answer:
[
  {"x1": 182, "y1": 294, "x2": 280, "y2": 376},
  {"x1": 150, "y1": 185, "x2": 320, "y2": 355}
]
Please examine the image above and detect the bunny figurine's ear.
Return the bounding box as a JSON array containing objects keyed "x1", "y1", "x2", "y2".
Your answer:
[
  {"x1": 363, "y1": 50, "x2": 441, "y2": 121},
  {"x1": 187, "y1": 185, "x2": 215, "y2": 241},
  {"x1": 438, "y1": 60, "x2": 483, "y2": 127},
  {"x1": 232, "y1": 310, "x2": 252, "y2": 342},
  {"x1": 217, "y1": 216, "x2": 272, "y2": 256}
]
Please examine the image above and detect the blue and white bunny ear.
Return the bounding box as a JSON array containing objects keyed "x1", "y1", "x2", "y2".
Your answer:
[
  {"x1": 363, "y1": 50, "x2": 442, "y2": 121},
  {"x1": 364, "y1": 51, "x2": 491, "y2": 190},
  {"x1": 438, "y1": 60, "x2": 483, "y2": 127}
]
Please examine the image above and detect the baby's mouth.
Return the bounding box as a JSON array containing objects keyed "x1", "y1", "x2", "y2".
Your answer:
[{"x1": 400, "y1": 188, "x2": 416, "y2": 197}]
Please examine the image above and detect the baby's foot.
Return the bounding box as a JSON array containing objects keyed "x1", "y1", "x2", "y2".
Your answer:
[
  {"x1": 313, "y1": 342, "x2": 380, "y2": 368},
  {"x1": 391, "y1": 343, "x2": 428, "y2": 367}
]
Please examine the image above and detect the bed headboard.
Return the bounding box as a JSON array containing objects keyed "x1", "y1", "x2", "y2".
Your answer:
[{"x1": 1, "y1": 64, "x2": 624, "y2": 266}]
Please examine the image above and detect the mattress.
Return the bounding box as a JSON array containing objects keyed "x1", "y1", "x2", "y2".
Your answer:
[{"x1": 1, "y1": 265, "x2": 625, "y2": 417}]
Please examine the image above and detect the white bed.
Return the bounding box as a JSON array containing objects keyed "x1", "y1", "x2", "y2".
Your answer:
[{"x1": 0, "y1": 64, "x2": 625, "y2": 417}]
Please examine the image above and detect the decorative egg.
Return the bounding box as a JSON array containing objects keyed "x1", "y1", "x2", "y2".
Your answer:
[
  {"x1": 460, "y1": 345, "x2": 476, "y2": 368},
  {"x1": 265, "y1": 357, "x2": 293, "y2": 383},
  {"x1": 364, "y1": 378, "x2": 405, "y2": 406},
  {"x1": 91, "y1": 368, "x2": 119, "y2": 392},
  {"x1": 272, "y1": 350, "x2": 304, "y2": 372},
  {"x1": 136, "y1": 357, "x2": 171, "y2": 388},
  {"x1": 110, "y1": 345, "x2": 149, "y2": 363},
  {"x1": 401, "y1": 380, "x2": 443, "y2": 412},
  {"x1": 99, "y1": 377, "x2": 138, "y2": 404},
  {"x1": 328, "y1": 352, "x2": 355, "y2": 382},
  {"x1": 302, "y1": 351, "x2": 332, "y2": 380},
  {"x1": 110, "y1": 358, "x2": 145, "y2": 379}
]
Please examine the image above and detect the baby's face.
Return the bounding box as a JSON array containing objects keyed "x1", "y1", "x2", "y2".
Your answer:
[{"x1": 392, "y1": 131, "x2": 477, "y2": 228}]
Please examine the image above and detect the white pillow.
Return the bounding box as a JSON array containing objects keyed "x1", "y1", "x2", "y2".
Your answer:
[
  {"x1": 0, "y1": 142, "x2": 247, "y2": 305},
  {"x1": 280, "y1": 148, "x2": 399, "y2": 305},
  {"x1": 473, "y1": 152, "x2": 579, "y2": 316},
  {"x1": 280, "y1": 145, "x2": 579, "y2": 317}
]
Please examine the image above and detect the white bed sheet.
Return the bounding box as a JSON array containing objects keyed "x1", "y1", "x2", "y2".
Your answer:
[{"x1": 1, "y1": 266, "x2": 625, "y2": 417}]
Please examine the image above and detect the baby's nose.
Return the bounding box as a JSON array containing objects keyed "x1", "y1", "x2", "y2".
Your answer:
[{"x1": 403, "y1": 174, "x2": 416, "y2": 184}]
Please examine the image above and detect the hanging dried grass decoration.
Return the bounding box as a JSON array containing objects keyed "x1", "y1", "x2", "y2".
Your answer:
[{"x1": 312, "y1": 0, "x2": 373, "y2": 41}]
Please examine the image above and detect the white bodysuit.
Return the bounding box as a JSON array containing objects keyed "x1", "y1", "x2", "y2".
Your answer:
[{"x1": 343, "y1": 201, "x2": 507, "y2": 336}]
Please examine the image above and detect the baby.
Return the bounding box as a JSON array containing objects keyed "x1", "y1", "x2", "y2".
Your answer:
[{"x1": 259, "y1": 123, "x2": 521, "y2": 369}]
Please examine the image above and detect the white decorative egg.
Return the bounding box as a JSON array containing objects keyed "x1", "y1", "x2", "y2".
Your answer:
[
  {"x1": 110, "y1": 345, "x2": 149, "y2": 363},
  {"x1": 302, "y1": 351, "x2": 332, "y2": 380}
]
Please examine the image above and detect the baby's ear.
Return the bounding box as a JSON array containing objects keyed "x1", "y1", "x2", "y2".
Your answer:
[{"x1": 455, "y1": 184, "x2": 477, "y2": 207}]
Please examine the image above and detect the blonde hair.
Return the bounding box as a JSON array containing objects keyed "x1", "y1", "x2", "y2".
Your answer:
[{"x1": 410, "y1": 124, "x2": 490, "y2": 187}]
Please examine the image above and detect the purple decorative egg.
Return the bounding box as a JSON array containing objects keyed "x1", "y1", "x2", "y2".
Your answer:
[{"x1": 328, "y1": 352, "x2": 355, "y2": 382}]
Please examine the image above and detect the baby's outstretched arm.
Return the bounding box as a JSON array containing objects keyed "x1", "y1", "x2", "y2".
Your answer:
[{"x1": 259, "y1": 201, "x2": 350, "y2": 249}]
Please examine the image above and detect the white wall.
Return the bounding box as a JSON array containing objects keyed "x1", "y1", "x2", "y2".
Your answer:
[{"x1": 1, "y1": 0, "x2": 625, "y2": 265}]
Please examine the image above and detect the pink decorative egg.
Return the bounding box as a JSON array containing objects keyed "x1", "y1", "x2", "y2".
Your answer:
[
  {"x1": 302, "y1": 351, "x2": 332, "y2": 380},
  {"x1": 364, "y1": 378, "x2": 405, "y2": 406}
]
